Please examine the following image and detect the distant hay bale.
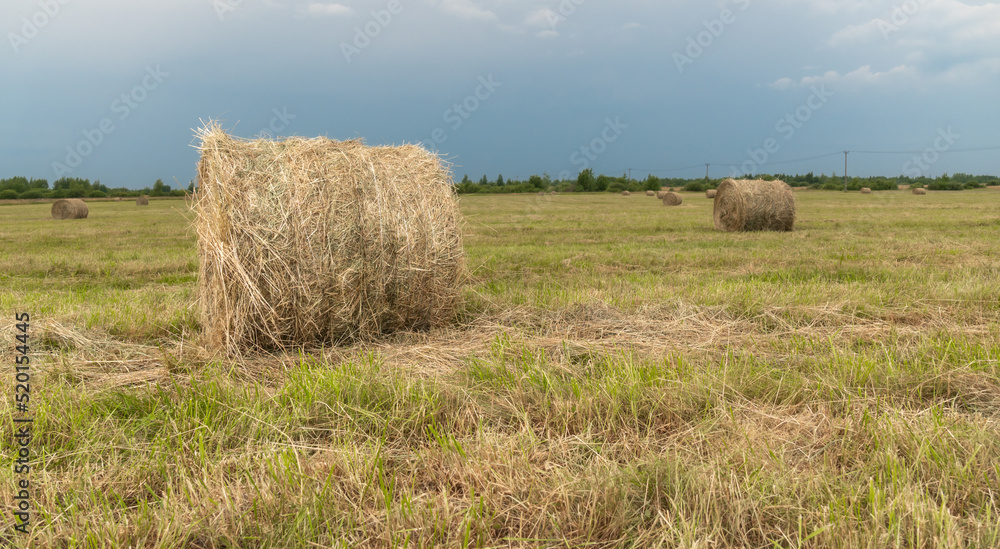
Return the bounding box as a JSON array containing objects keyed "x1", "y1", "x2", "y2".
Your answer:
[
  {"x1": 656, "y1": 191, "x2": 666, "y2": 199},
  {"x1": 538, "y1": 192, "x2": 545, "y2": 196},
  {"x1": 114, "y1": 197, "x2": 123, "y2": 202},
  {"x1": 550, "y1": 191, "x2": 557, "y2": 195},
  {"x1": 51, "y1": 199, "x2": 88, "y2": 219},
  {"x1": 661, "y1": 192, "x2": 682, "y2": 206},
  {"x1": 913, "y1": 188, "x2": 927, "y2": 195},
  {"x1": 622, "y1": 191, "x2": 631, "y2": 196},
  {"x1": 646, "y1": 190, "x2": 655, "y2": 196},
  {"x1": 706, "y1": 189, "x2": 717, "y2": 199},
  {"x1": 195, "y1": 123, "x2": 464, "y2": 354},
  {"x1": 136, "y1": 196, "x2": 149, "y2": 206},
  {"x1": 713, "y1": 179, "x2": 795, "y2": 232},
  {"x1": 860, "y1": 187, "x2": 872, "y2": 194}
]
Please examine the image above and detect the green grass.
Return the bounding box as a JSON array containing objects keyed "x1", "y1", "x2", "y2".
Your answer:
[{"x1": 1, "y1": 191, "x2": 999, "y2": 547}]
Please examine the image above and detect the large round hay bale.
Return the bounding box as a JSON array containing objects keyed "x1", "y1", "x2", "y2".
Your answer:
[
  {"x1": 656, "y1": 191, "x2": 666, "y2": 199},
  {"x1": 51, "y1": 199, "x2": 88, "y2": 219},
  {"x1": 622, "y1": 191, "x2": 630, "y2": 196},
  {"x1": 713, "y1": 179, "x2": 795, "y2": 232},
  {"x1": 662, "y1": 192, "x2": 682, "y2": 206},
  {"x1": 706, "y1": 189, "x2": 717, "y2": 199},
  {"x1": 194, "y1": 123, "x2": 464, "y2": 354},
  {"x1": 646, "y1": 190, "x2": 655, "y2": 196},
  {"x1": 136, "y1": 196, "x2": 149, "y2": 206},
  {"x1": 912, "y1": 188, "x2": 927, "y2": 195},
  {"x1": 860, "y1": 187, "x2": 872, "y2": 194}
]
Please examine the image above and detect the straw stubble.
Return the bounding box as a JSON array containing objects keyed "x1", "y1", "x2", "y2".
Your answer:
[
  {"x1": 713, "y1": 179, "x2": 795, "y2": 232},
  {"x1": 195, "y1": 123, "x2": 464, "y2": 354}
]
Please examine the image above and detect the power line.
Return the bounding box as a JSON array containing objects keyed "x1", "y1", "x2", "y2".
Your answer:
[
  {"x1": 626, "y1": 146, "x2": 1000, "y2": 176},
  {"x1": 853, "y1": 145, "x2": 1000, "y2": 154}
]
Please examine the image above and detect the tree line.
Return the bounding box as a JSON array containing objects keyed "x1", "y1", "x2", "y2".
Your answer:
[
  {"x1": 455, "y1": 170, "x2": 998, "y2": 194},
  {"x1": 0, "y1": 177, "x2": 193, "y2": 200}
]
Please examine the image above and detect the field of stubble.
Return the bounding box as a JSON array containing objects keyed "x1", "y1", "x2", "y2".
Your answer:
[{"x1": 1, "y1": 189, "x2": 998, "y2": 548}]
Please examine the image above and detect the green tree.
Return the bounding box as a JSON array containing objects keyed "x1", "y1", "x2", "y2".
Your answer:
[
  {"x1": 150, "y1": 179, "x2": 171, "y2": 197},
  {"x1": 496, "y1": 174, "x2": 505, "y2": 186},
  {"x1": 577, "y1": 169, "x2": 595, "y2": 192}
]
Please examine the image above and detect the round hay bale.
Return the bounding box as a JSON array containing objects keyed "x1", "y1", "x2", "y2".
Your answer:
[
  {"x1": 656, "y1": 191, "x2": 666, "y2": 200},
  {"x1": 713, "y1": 179, "x2": 795, "y2": 232},
  {"x1": 661, "y1": 192, "x2": 682, "y2": 206},
  {"x1": 912, "y1": 188, "x2": 927, "y2": 195},
  {"x1": 646, "y1": 190, "x2": 655, "y2": 196},
  {"x1": 537, "y1": 192, "x2": 545, "y2": 196},
  {"x1": 136, "y1": 196, "x2": 149, "y2": 206},
  {"x1": 195, "y1": 123, "x2": 464, "y2": 354},
  {"x1": 51, "y1": 198, "x2": 88, "y2": 219},
  {"x1": 706, "y1": 189, "x2": 717, "y2": 199},
  {"x1": 550, "y1": 191, "x2": 557, "y2": 195},
  {"x1": 860, "y1": 187, "x2": 872, "y2": 194},
  {"x1": 622, "y1": 191, "x2": 630, "y2": 196}
]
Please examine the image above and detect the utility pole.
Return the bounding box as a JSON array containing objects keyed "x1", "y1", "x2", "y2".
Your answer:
[
  {"x1": 628, "y1": 168, "x2": 632, "y2": 183},
  {"x1": 705, "y1": 163, "x2": 710, "y2": 182},
  {"x1": 843, "y1": 151, "x2": 849, "y2": 192}
]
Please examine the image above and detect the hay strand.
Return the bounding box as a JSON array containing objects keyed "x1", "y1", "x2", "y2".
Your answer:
[
  {"x1": 51, "y1": 199, "x2": 88, "y2": 219},
  {"x1": 713, "y1": 179, "x2": 795, "y2": 232},
  {"x1": 194, "y1": 123, "x2": 465, "y2": 354},
  {"x1": 661, "y1": 192, "x2": 682, "y2": 206}
]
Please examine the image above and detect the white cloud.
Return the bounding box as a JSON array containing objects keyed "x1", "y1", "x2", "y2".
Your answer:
[
  {"x1": 437, "y1": 0, "x2": 498, "y2": 22},
  {"x1": 305, "y1": 3, "x2": 352, "y2": 16},
  {"x1": 779, "y1": 0, "x2": 1000, "y2": 90},
  {"x1": 791, "y1": 0, "x2": 869, "y2": 14},
  {"x1": 524, "y1": 8, "x2": 557, "y2": 28},
  {"x1": 771, "y1": 64, "x2": 915, "y2": 89}
]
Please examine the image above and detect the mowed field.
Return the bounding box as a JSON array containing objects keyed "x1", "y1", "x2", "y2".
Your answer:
[{"x1": 1, "y1": 190, "x2": 999, "y2": 548}]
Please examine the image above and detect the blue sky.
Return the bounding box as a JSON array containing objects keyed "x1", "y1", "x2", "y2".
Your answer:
[{"x1": 2, "y1": 0, "x2": 998, "y2": 189}]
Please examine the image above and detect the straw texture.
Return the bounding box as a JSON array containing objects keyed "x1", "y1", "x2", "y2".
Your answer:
[
  {"x1": 661, "y1": 192, "x2": 682, "y2": 206},
  {"x1": 713, "y1": 179, "x2": 795, "y2": 232},
  {"x1": 51, "y1": 199, "x2": 88, "y2": 219},
  {"x1": 194, "y1": 123, "x2": 465, "y2": 354}
]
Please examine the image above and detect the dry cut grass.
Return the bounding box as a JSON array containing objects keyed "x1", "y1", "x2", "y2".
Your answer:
[{"x1": 0, "y1": 191, "x2": 998, "y2": 547}]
